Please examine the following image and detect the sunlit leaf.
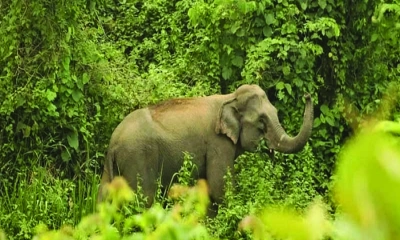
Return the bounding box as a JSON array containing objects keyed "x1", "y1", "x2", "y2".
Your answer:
[
  {"x1": 335, "y1": 125, "x2": 400, "y2": 236},
  {"x1": 265, "y1": 13, "x2": 275, "y2": 25},
  {"x1": 282, "y1": 65, "x2": 290, "y2": 76},
  {"x1": 276, "y1": 81, "x2": 285, "y2": 90},
  {"x1": 326, "y1": 116, "x2": 335, "y2": 126},
  {"x1": 45, "y1": 90, "x2": 57, "y2": 101},
  {"x1": 284, "y1": 83, "x2": 292, "y2": 95}
]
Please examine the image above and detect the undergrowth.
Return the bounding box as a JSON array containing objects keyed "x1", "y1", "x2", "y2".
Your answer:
[{"x1": 1, "y1": 119, "x2": 399, "y2": 239}]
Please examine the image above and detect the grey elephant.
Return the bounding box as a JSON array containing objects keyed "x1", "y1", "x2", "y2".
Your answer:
[{"x1": 98, "y1": 84, "x2": 313, "y2": 210}]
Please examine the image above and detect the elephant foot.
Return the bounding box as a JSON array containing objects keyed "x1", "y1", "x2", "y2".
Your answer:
[{"x1": 207, "y1": 202, "x2": 218, "y2": 218}]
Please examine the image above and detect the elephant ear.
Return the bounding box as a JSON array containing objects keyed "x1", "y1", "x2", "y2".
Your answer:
[{"x1": 216, "y1": 99, "x2": 240, "y2": 144}]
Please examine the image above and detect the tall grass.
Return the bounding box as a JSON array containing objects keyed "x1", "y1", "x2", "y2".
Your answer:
[{"x1": 0, "y1": 161, "x2": 99, "y2": 239}]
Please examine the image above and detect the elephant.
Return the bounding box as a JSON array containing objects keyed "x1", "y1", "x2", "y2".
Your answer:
[{"x1": 98, "y1": 84, "x2": 313, "y2": 212}]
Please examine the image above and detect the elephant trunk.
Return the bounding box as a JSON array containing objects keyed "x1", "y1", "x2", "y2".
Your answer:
[{"x1": 267, "y1": 94, "x2": 313, "y2": 153}]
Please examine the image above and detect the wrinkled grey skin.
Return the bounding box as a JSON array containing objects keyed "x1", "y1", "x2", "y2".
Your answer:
[{"x1": 98, "y1": 84, "x2": 313, "y2": 210}]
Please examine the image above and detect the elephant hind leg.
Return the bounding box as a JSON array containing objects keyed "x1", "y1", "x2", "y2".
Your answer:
[
  {"x1": 97, "y1": 171, "x2": 110, "y2": 202},
  {"x1": 118, "y1": 148, "x2": 159, "y2": 207},
  {"x1": 136, "y1": 169, "x2": 159, "y2": 207},
  {"x1": 97, "y1": 150, "x2": 115, "y2": 203}
]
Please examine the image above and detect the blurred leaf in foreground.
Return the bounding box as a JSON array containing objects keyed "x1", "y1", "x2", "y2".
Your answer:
[
  {"x1": 334, "y1": 120, "x2": 400, "y2": 239},
  {"x1": 239, "y1": 198, "x2": 331, "y2": 240}
]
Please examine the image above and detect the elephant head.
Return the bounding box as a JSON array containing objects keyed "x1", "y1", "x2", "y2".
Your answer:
[{"x1": 216, "y1": 84, "x2": 313, "y2": 153}]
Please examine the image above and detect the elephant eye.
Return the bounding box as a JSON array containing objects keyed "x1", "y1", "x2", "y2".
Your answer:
[{"x1": 258, "y1": 119, "x2": 266, "y2": 130}]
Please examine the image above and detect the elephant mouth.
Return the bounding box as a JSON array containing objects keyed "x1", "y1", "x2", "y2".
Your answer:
[
  {"x1": 261, "y1": 138, "x2": 275, "y2": 159},
  {"x1": 266, "y1": 148, "x2": 275, "y2": 160},
  {"x1": 255, "y1": 138, "x2": 275, "y2": 159}
]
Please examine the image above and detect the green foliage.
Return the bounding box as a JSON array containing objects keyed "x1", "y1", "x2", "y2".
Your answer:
[
  {"x1": 238, "y1": 120, "x2": 400, "y2": 240},
  {"x1": 2, "y1": 120, "x2": 400, "y2": 240},
  {"x1": 0, "y1": 165, "x2": 98, "y2": 239},
  {"x1": 0, "y1": 0, "x2": 107, "y2": 176},
  {"x1": 334, "y1": 123, "x2": 400, "y2": 239},
  {"x1": 1, "y1": 0, "x2": 400, "y2": 239},
  {"x1": 176, "y1": 152, "x2": 198, "y2": 186},
  {"x1": 99, "y1": 0, "x2": 222, "y2": 89},
  {"x1": 207, "y1": 143, "x2": 320, "y2": 239},
  {"x1": 31, "y1": 177, "x2": 212, "y2": 240},
  {"x1": 0, "y1": 0, "x2": 217, "y2": 201},
  {"x1": 239, "y1": 199, "x2": 331, "y2": 240}
]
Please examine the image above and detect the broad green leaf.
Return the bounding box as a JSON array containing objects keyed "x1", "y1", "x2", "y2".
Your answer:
[
  {"x1": 232, "y1": 55, "x2": 244, "y2": 67},
  {"x1": 326, "y1": 4, "x2": 332, "y2": 12},
  {"x1": 371, "y1": 33, "x2": 379, "y2": 42},
  {"x1": 222, "y1": 66, "x2": 232, "y2": 80},
  {"x1": 67, "y1": 131, "x2": 79, "y2": 150},
  {"x1": 77, "y1": 79, "x2": 84, "y2": 90},
  {"x1": 82, "y1": 73, "x2": 89, "y2": 84},
  {"x1": 300, "y1": 1, "x2": 308, "y2": 10},
  {"x1": 265, "y1": 13, "x2": 275, "y2": 25},
  {"x1": 314, "y1": 118, "x2": 321, "y2": 128},
  {"x1": 263, "y1": 26, "x2": 272, "y2": 37},
  {"x1": 294, "y1": 78, "x2": 303, "y2": 87},
  {"x1": 282, "y1": 65, "x2": 290, "y2": 76},
  {"x1": 318, "y1": 0, "x2": 327, "y2": 9},
  {"x1": 276, "y1": 82, "x2": 285, "y2": 90},
  {"x1": 320, "y1": 104, "x2": 330, "y2": 115},
  {"x1": 320, "y1": 114, "x2": 326, "y2": 123},
  {"x1": 326, "y1": 116, "x2": 335, "y2": 126},
  {"x1": 72, "y1": 89, "x2": 83, "y2": 102}
]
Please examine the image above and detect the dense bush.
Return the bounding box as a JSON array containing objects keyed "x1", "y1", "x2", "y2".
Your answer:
[
  {"x1": 2, "y1": 119, "x2": 400, "y2": 240},
  {"x1": 0, "y1": 0, "x2": 399, "y2": 239}
]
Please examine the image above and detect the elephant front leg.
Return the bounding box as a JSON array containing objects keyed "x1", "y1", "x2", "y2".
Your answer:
[{"x1": 206, "y1": 145, "x2": 236, "y2": 215}]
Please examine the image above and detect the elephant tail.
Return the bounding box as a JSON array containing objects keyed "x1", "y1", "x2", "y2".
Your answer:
[{"x1": 97, "y1": 150, "x2": 115, "y2": 203}]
